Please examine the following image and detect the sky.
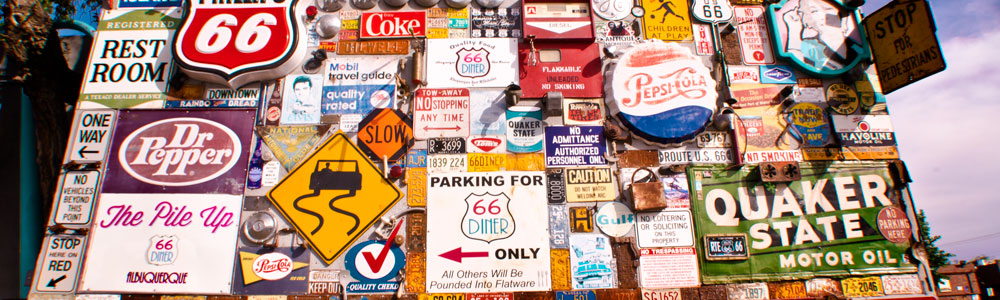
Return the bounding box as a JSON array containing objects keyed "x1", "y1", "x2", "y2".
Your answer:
[{"x1": 861, "y1": 0, "x2": 1000, "y2": 261}]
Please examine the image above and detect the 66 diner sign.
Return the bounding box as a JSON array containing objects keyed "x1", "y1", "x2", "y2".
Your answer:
[{"x1": 173, "y1": 0, "x2": 308, "y2": 88}]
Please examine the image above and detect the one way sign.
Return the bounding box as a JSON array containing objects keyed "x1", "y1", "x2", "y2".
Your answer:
[
  {"x1": 65, "y1": 110, "x2": 116, "y2": 163},
  {"x1": 32, "y1": 235, "x2": 87, "y2": 293}
]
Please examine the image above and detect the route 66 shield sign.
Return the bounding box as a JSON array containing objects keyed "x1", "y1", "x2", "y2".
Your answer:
[
  {"x1": 456, "y1": 48, "x2": 490, "y2": 78},
  {"x1": 146, "y1": 235, "x2": 179, "y2": 266},
  {"x1": 173, "y1": 0, "x2": 308, "y2": 88},
  {"x1": 462, "y1": 192, "x2": 514, "y2": 243}
]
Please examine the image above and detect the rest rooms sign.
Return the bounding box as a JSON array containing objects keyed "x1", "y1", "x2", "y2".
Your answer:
[
  {"x1": 689, "y1": 162, "x2": 916, "y2": 284},
  {"x1": 80, "y1": 8, "x2": 180, "y2": 108},
  {"x1": 544, "y1": 126, "x2": 606, "y2": 167},
  {"x1": 426, "y1": 172, "x2": 551, "y2": 293}
]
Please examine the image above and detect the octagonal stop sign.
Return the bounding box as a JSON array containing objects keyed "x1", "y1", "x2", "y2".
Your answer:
[{"x1": 358, "y1": 108, "x2": 414, "y2": 162}]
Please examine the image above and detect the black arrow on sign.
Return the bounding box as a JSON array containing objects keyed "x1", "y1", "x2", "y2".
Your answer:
[
  {"x1": 78, "y1": 146, "x2": 99, "y2": 157},
  {"x1": 46, "y1": 275, "x2": 66, "y2": 287}
]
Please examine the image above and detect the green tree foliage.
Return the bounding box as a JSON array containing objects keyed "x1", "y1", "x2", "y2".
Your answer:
[
  {"x1": 1, "y1": 0, "x2": 100, "y2": 79},
  {"x1": 917, "y1": 209, "x2": 955, "y2": 284}
]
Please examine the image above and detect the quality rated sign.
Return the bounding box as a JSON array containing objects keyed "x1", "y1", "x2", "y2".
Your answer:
[
  {"x1": 32, "y1": 235, "x2": 87, "y2": 293},
  {"x1": 65, "y1": 110, "x2": 116, "y2": 163},
  {"x1": 415, "y1": 88, "x2": 471, "y2": 140},
  {"x1": 426, "y1": 172, "x2": 551, "y2": 293}
]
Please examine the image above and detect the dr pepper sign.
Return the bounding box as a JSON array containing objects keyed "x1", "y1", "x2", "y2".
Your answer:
[{"x1": 174, "y1": 0, "x2": 309, "y2": 88}]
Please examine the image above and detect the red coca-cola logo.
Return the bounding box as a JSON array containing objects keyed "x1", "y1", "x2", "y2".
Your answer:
[
  {"x1": 360, "y1": 12, "x2": 426, "y2": 38},
  {"x1": 252, "y1": 252, "x2": 293, "y2": 280},
  {"x1": 470, "y1": 137, "x2": 502, "y2": 152},
  {"x1": 117, "y1": 118, "x2": 242, "y2": 186}
]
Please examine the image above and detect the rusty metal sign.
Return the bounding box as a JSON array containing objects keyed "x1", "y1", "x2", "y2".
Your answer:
[
  {"x1": 768, "y1": 281, "x2": 806, "y2": 299},
  {"x1": 551, "y1": 249, "x2": 572, "y2": 291},
  {"x1": 405, "y1": 252, "x2": 427, "y2": 294},
  {"x1": 619, "y1": 150, "x2": 660, "y2": 168},
  {"x1": 467, "y1": 153, "x2": 507, "y2": 172},
  {"x1": 842, "y1": 276, "x2": 884, "y2": 298},
  {"x1": 570, "y1": 207, "x2": 594, "y2": 232},
  {"x1": 408, "y1": 211, "x2": 427, "y2": 252},
  {"x1": 336, "y1": 40, "x2": 411, "y2": 55},
  {"x1": 408, "y1": 168, "x2": 428, "y2": 206},
  {"x1": 505, "y1": 153, "x2": 545, "y2": 171},
  {"x1": 726, "y1": 283, "x2": 768, "y2": 300},
  {"x1": 805, "y1": 278, "x2": 842, "y2": 298},
  {"x1": 864, "y1": 0, "x2": 944, "y2": 94}
]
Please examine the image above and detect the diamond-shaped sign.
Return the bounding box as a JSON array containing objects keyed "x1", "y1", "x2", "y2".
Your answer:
[
  {"x1": 357, "y1": 108, "x2": 414, "y2": 162},
  {"x1": 268, "y1": 131, "x2": 402, "y2": 264}
]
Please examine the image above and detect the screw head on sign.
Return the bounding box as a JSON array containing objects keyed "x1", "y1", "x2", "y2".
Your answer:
[{"x1": 389, "y1": 165, "x2": 404, "y2": 179}]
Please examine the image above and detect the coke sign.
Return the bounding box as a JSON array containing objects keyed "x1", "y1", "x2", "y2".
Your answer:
[
  {"x1": 118, "y1": 117, "x2": 243, "y2": 186},
  {"x1": 360, "y1": 12, "x2": 426, "y2": 39},
  {"x1": 173, "y1": 0, "x2": 308, "y2": 88}
]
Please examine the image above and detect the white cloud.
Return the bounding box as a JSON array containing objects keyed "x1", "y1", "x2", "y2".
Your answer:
[{"x1": 885, "y1": 28, "x2": 1000, "y2": 260}]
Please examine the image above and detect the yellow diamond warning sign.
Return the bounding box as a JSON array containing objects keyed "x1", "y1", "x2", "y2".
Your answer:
[{"x1": 268, "y1": 131, "x2": 402, "y2": 264}]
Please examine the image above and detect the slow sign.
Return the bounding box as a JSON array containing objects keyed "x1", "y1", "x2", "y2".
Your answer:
[
  {"x1": 358, "y1": 109, "x2": 415, "y2": 162},
  {"x1": 863, "y1": 0, "x2": 945, "y2": 94}
]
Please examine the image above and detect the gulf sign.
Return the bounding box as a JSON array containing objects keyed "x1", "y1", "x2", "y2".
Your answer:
[{"x1": 361, "y1": 12, "x2": 426, "y2": 38}]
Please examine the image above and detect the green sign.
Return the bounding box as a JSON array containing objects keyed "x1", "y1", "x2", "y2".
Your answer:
[{"x1": 689, "y1": 162, "x2": 916, "y2": 284}]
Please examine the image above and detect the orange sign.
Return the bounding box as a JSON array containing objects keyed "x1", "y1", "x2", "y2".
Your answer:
[{"x1": 357, "y1": 109, "x2": 415, "y2": 162}]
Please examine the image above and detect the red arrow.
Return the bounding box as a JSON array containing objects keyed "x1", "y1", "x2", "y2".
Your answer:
[
  {"x1": 424, "y1": 126, "x2": 461, "y2": 131},
  {"x1": 439, "y1": 247, "x2": 489, "y2": 263}
]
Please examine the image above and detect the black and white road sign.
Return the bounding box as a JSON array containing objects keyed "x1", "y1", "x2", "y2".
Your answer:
[
  {"x1": 32, "y1": 235, "x2": 87, "y2": 293},
  {"x1": 50, "y1": 170, "x2": 100, "y2": 225},
  {"x1": 66, "y1": 110, "x2": 116, "y2": 163}
]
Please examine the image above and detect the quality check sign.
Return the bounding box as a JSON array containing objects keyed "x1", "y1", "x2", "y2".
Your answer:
[{"x1": 344, "y1": 219, "x2": 406, "y2": 293}]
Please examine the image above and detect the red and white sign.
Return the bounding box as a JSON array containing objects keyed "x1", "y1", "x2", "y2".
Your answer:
[
  {"x1": 360, "y1": 11, "x2": 426, "y2": 39},
  {"x1": 117, "y1": 118, "x2": 243, "y2": 186},
  {"x1": 523, "y1": 2, "x2": 594, "y2": 40},
  {"x1": 174, "y1": 0, "x2": 308, "y2": 88},
  {"x1": 638, "y1": 247, "x2": 699, "y2": 288},
  {"x1": 692, "y1": 23, "x2": 714, "y2": 56},
  {"x1": 253, "y1": 252, "x2": 294, "y2": 280},
  {"x1": 727, "y1": 66, "x2": 760, "y2": 84},
  {"x1": 468, "y1": 135, "x2": 506, "y2": 153},
  {"x1": 734, "y1": 6, "x2": 774, "y2": 65},
  {"x1": 518, "y1": 42, "x2": 603, "y2": 98},
  {"x1": 414, "y1": 88, "x2": 471, "y2": 140}
]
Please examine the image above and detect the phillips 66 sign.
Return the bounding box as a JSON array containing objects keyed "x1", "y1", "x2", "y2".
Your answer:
[{"x1": 173, "y1": 0, "x2": 309, "y2": 88}]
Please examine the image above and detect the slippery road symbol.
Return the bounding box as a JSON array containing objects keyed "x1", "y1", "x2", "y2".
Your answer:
[{"x1": 295, "y1": 160, "x2": 362, "y2": 235}]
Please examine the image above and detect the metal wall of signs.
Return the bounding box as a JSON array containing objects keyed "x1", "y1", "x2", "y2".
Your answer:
[{"x1": 32, "y1": 0, "x2": 944, "y2": 298}]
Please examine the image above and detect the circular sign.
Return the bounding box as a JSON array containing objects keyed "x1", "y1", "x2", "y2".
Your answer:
[
  {"x1": 826, "y1": 83, "x2": 859, "y2": 115},
  {"x1": 607, "y1": 40, "x2": 717, "y2": 145},
  {"x1": 344, "y1": 240, "x2": 405, "y2": 281},
  {"x1": 595, "y1": 202, "x2": 635, "y2": 237},
  {"x1": 877, "y1": 206, "x2": 911, "y2": 244},
  {"x1": 592, "y1": 0, "x2": 632, "y2": 20}
]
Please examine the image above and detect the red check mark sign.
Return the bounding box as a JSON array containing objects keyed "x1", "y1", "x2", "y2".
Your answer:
[{"x1": 362, "y1": 218, "x2": 404, "y2": 273}]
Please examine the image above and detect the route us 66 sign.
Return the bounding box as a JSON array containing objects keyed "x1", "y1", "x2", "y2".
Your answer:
[
  {"x1": 173, "y1": 0, "x2": 309, "y2": 88},
  {"x1": 692, "y1": 0, "x2": 733, "y2": 23}
]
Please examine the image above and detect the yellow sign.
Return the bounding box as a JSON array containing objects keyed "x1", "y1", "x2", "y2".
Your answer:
[
  {"x1": 467, "y1": 153, "x2": 506, "y2": 172},
  {"x1": 641, "y1": 0, "x2": 692, "y2": 41},
  {"x1": 419, "y1": 294, "x2": 465, "y2": 300},
  {"x1": 407, "y1": 168, "x2": 427, "y2": 207},
  {"x1": 427, "y1": 28, "x2": 449, "y2": 39},
  {"x1": 342, "y1": 19, "x2": 359, "y2": 30},
  {"x1": 447, "y1": 7, "x2": 468, "y2": 19},
  {"x1": 405, "y1": 252, "x2": 427, "y2": 293},
  {"x1": 863, "y1": 0, "x2": 945, "y2": 94},
  {"x1": 268, "y1": 132, "x2": 402, "y2": 264},
  {"x1": 842, "y1": 276, "x2": 884, "y2": 298},
  {"x1": 551, "y1": 249, "x2": 571, "y2": 290},
  {"x1": 801, "y1": 146, "x2": 899, "y2": 161},
  {"x1": 505, "y1": 153, "x2": 545, "y2": 171},
  {"x1": 238, "y1": 251, "x2": 308, "y2": 285},
  {"x1": 565, "y1": 167, "x2": 616, "y2": 202}
]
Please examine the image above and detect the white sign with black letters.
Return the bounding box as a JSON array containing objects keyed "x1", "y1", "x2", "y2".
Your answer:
[
  {"x1": 51, "y1": 170, "x2": 101, "y2": 225},
  {"x1": 32, "y1": 235, "x2": 87, "y2": 293},
  {"x1": 66, "y1": 110, "x2": 117, "y2": 163},
  {"x1": 636, "y1": 210, "x2": 694, "y2": 248}
]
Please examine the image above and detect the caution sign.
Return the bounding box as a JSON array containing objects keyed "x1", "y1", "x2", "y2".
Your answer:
[
  {"x1": 268, "y1": 131, "x2": 403, "y2": 264},
  {"x1": 863, "y1": 0, "x2": 945, "y2": 94},
  {"x1": 358, "y1": 108, "x2": 415, "y2": 162}
]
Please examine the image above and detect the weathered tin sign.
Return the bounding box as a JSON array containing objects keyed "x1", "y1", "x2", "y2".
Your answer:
[
  {"x1": 506, "y1": 153, "x2": 546, "y2": 171},
  {"x1": 506, "y1": 106, "x2": 544, "y2": 153},
  {"x1": 863, "y1": 0, "x2": 945, "y2": 94},
  {"x1": 360, "y1": 12, "x2": 427, "y2": 38},
  {"x1": 563, "y1": 98, "x2": 605, "y2": 126},
  {"x1": 322, "y1": 56, "x2": 398, "y2": 117},
  {"x1": 734, "y1": 6, "x2": 774, "y2": 65},
  {"x1": 519, "y1": 42, "x2": 603, "y2": 98},
  {"x1": 690, "y1": 163, "x2": 916, "y2": 284},
  {"x1": 281, "y1": 74, "x2": 323, "y2": 125},
  {"x1": 636, "y1": 210, "x2": 694, "y2": 248},
  {"x1": 765, "y1": 0, "x2": 870, "y2": 77},
  {"x1": 470, "y1": 7, "x2": 523, "y2": 38},
  {"x1": 880, "y1": 274, "x2": 921, "y2": 295},
  {"x1": 565, "y1": 167, "x2": 616, "y2": 202},
  {"x1": 786, "y1": 102, "x2": 831, "y2": 147},
  {"x1": 640, "y1": 0, "x2": 692, "y2": 41},
  {"x1": 523, "y1": 2, "x2": 594, "y2": 40},
  {"x1": 841, "y1": 276, "x2": 883, "y2": 298},
  {"x1": 570, "y1": 206, "x2": 594, "y2": 233},
  {"x1": 31, "y1": 235, "x2": 87, "y2": 294},
  {"x1": 595, "y1": 202, "x2": 635, "y2": 237},
  {"x1": 426, "y1": 172, "x2": 551, "y2": 292},
  {"x1": 831, "y1": 114, "x2": 896, "y2": 146},
  {"x1": 607, "y1": 41, "x2": 717, "y2": 145},
  {"x1": 233, "y1": 247, "x2": 309, "y2": 294},
  {"x1": 549, "y1": 205, "x2": 570, "y2": 248},
  {"x1": 638, "y1": 247, "x2": 699, "y2": 288},
  {"x1": 726, "y1": 283, "x2": 768, "y2": 300},
  {"x1": 81, "y1": 9, "x2": 180, "y2": 108},
  {"x1": 570, "y1": 234, "x2": 617, "y2": 289},
  {"x1": 428, "y1": 137, "x2": 467, "y2": 155},
  {"x1": 805, "y1": 278, "x2": 842, "y2": 298},
  {"x1": 415, "y1": 88, "x2": 472, "y2": 139},
  {"x1": 426, "y1": 38, "x2": 519, "y2": 88},
  {"x1": 259, "y1": 125, "x2": 325, "y2": 171},
  {"x1": 545, "y1": 126, "x2": 607, "y2": 167},
  {"x1": 595, "y1": 20, "x2": 643, "y2": 48},
  {"x1": 336, "y1": 40, "x2": 411, "y2": 55}
]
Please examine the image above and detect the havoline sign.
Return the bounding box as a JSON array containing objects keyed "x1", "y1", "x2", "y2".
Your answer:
[{"x1": 689, "y1": 162, "x2": 917, "y2": 284}]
